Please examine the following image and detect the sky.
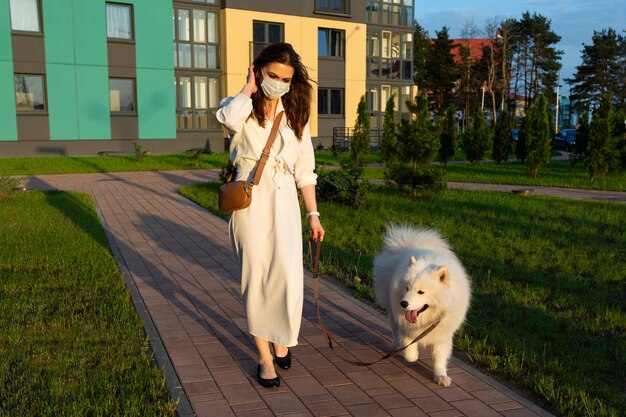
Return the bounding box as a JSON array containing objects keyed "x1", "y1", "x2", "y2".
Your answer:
[{"x1": 414, "y1": 0, "x2": 626, "y2": 95}]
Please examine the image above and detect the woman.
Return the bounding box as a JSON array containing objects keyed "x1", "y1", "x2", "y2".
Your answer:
[{"x1": 216, "y1": 43, "x2": 325, "y2": 388}]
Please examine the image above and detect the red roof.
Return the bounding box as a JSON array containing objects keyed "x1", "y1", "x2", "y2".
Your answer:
[{"x1": 449, "y1": 38, "x2": 494, "y2": 64}]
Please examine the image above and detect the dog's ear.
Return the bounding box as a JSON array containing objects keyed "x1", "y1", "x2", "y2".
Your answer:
[
  {"x1": 409, "y1": 256, "x2": 417, "y2": 267},
  {"x1": 436, "y1": 266, "x2": 449, "y2": 283}
]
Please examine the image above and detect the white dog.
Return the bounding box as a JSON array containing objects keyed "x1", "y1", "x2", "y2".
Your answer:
[{"x1": 373, "y1": 225, "x2": 471, "y2": 387}]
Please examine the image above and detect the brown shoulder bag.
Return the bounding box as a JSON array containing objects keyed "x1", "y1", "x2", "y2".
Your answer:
[{"x1": 218, "y1": 111, "x2": 283, "y2": 212}]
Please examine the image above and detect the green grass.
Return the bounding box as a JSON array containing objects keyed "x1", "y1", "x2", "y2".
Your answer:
[
  {"x1": 357, "y1": 160, "x2": 626, "y2": 192},
  {"x1": 180, "y1": 182, "x2": 625, "y2": 417},
  {"x1": 0, "y1": 191, "x2": 176, "y2": 416},
  {"x1": 0, "y1": 152, "x2": 229, "y2": 175}
]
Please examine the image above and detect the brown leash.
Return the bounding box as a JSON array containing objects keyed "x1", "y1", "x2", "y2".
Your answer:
[{"x1": 307, "y1": 237, "x2": 441, "y2": 366}]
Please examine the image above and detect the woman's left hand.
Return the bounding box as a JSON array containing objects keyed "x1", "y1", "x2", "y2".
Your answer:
[{"x1": 309, "y1": 215, "x2": 325, "y2": 242}]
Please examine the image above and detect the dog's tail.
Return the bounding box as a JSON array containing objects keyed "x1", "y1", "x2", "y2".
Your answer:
[{"x1": 383, "y1": 223, "x2": 452, "y2": 252}]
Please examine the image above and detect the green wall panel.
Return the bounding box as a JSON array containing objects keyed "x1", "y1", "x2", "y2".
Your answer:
[
  {"x1": 0, "y1": 0, "x2": 17, "y2": 141},
  {"x1": 46, "y1": 64, "x2": 79, "y2": 140},
  {"x1": 42, "y1": 0, "x2": 74, "y2": 64},
  {"x1": 136, "y1": 69, "x2": 176, "y2": 139},
  {"x1": 134, "y1": 0, "x2": 176, "y2": 139},
  {"x1": 44, "y1": 0, "x2": 109, "y2": 140},
  {"x1": 76, "y1": 66, "x2": 110, "y2": 140}
]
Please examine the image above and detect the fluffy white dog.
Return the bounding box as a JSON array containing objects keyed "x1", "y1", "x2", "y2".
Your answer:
[{"x1": 373, "y1": 225, "x2": 471, "y2": 387}]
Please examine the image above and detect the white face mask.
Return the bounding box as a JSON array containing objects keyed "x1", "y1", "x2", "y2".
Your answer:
[{"x1": 261, "y1": 74, "x2": 290, "y2": 99}]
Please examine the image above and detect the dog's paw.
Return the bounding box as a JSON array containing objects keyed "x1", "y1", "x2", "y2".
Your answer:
[
  {"x1": 402, "y1": 348, "x2": 419, "y2": 362},
  {"x1": 434, "y1": 375, "x2": 452, "y2": 387}
]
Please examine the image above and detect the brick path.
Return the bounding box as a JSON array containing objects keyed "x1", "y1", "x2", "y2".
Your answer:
[{"x1": 24, "y1": 170, "x2": 556, "y2": 417}]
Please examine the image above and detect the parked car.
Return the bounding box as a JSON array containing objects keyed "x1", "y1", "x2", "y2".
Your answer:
[
  {"x1": 553, "y1": 129, "x2": 577, "y2": 151},
  {"x1": 511, "y1": 128, "x2": 520, "y2": 141}
]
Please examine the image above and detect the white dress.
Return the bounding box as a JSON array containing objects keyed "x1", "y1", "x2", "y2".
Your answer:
[{"x1": 216, "y1": 93, "x2": 317, "y2": 347}]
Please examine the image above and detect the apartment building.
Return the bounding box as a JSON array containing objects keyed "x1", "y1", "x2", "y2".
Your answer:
[{"x1": 1, "y1": 0, "x2": 414, "y2": 156}]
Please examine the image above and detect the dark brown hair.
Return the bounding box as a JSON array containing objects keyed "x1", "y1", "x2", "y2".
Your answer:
[{"x1": 251, "y1": 43, "x2": 312, "y2": 140}]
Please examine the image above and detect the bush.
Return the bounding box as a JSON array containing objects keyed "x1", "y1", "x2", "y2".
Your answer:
[
  {"x1": 316, "y1": 168, "x2": 368, "y2": 208},
  {"x1": 389, "y1": 165, "x2": 446, "y2": 196},
  {"x1": 133, "y1": 142, "x2": 148, "y2": 161}
]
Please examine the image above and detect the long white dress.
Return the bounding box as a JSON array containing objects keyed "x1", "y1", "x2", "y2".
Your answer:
[{"x1": 216, "y1": 93, "x2": 317, "y2": 347}]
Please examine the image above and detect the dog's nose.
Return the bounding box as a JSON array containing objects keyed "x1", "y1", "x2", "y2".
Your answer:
[{"x1": 400, "y1": 301, "x2": 408, "y2": 309}]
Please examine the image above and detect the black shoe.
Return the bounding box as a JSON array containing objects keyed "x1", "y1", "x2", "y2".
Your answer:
[
  {"x1": 274, "y1": 348, "x2": 291, "y2": 369},
  {"x1": 257, "y1": 364, "x2": 280, "y2": 388}
]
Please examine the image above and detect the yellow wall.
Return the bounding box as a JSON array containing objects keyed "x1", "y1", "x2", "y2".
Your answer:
[{"x1": 221, "y1": 9, "x2": 366, "y2": 137}]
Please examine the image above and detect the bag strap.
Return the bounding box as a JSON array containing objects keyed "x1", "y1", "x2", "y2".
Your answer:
[
  {"x1": 252, "y1": 111, "x2": 284, "y2": 185},
  {"x1": 308, "y1": 237, "x2": 442, "y2": 367}
]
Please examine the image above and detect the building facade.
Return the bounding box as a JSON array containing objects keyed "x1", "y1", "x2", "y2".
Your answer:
[{"x1": 1, "y1": 0, "x2": 414, "y2": 156}]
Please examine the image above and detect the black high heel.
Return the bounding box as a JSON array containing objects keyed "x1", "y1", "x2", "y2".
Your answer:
[
  {"x1": 274, "y1": 348, "x2": 291, "y2": 370},
  {"x1": 257, "y1": 364, "x2": 280, "y2": 388}
]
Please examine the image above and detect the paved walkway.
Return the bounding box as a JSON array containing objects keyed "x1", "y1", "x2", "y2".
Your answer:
[{"x1": 21, "y1": 170, "x2": 585, "y2": 417}]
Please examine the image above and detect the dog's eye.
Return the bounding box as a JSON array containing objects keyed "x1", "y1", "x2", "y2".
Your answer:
[
  {"x1": 406, "y1": 287, "x2": 409, "y2": 291},
  {"x1": 418, "y1": 290, "x2": 424, "y2": 294}
]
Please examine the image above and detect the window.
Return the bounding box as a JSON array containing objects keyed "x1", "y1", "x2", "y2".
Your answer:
[
  {"x1": 9, "y1": 0, "x2": 40, "y2": 32},
  {"x1": 315, "y1": 0, "x2": 349, "y2": 14},
  {"x1": 109, "y1": 78, "x2": 136, "y2": 112},
  {"x1": 252, "y1": 21, "x2": 283, "y2": 59},
  {"x1": 318, "y1": 88, "x2": 343, "y2": 116},
  {"x1": 174, "y1": 7, "x2": 218, "y2": 69},
  {"x1": 176, "y1": 75, "x2": 219, "y2": 130},
  {"x1": 318, "y1": 28, "x2": 344, "y2": 58},
  {"x1": 14, "y1": 74, "x2": 45, "y2": 111},
  {"x1": 106, "y1": 3, "x2": 133, "y2": 40},
  {"x1": 365, "y1": 0, "x2": 413, "y2": 27}
]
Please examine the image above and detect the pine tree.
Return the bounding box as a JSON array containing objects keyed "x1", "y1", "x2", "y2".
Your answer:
[
  {"x1": 566, "y1": 28, "x2": 626, "y2": 111},
  {"x1": 526, "y1": 95, "x2": 552, "y2": 178},
  {"x1": 350, "y1": 95, "x2": 370, "y2": 170},
  {"x1": 425, "y1": 27, "x2": 457, "y2": 112},
  {"x1": 392, "y1": 92, "x2": 442, "y2": 195},
  {"x1": 413, "y1": 21, "x2": 430, "y2": 88},
  {"x1": 461, "y1": 109, "x2": 489, "y2": 163},
  {"x1": 438, "y1": 106, "x2": 458, "y2": 167},
  {"x1": 585, "y1": 93, "x2": 622, "y2": 181},
  {"x1": 380, "y1": 94, "x2": 399, "y2": 171},
  {"x1": 492, "y1": 110, "x2": 513, "y2": 163}
]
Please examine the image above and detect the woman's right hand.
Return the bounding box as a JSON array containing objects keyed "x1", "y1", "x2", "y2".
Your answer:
[{"x1": 241, "y1": 65, "x2": 258, "y2": 96}]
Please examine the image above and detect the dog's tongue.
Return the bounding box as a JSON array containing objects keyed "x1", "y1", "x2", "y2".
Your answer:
[
  {"x1": 404, "y1": 305, "x2": 428, "y2": 324},
  {"x1": 405, "y1": 308, "x2": 419, "y2": 324}
]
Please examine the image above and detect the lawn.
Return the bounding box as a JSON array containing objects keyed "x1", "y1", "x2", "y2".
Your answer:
[
  {"x1": 0, "y1": 152, "x2": 229, "y2": 175},
  {"x1": 179, "y1": 182, "x2": 626, "y2": 417},
  {"x1": 0, "y1": 190, "x2": 176, "y2": 416},
  {"x1": 3, "y1": 150, "x2": 624, "y2": 193}
]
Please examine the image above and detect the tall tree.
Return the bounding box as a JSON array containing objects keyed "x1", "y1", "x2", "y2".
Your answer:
[
  {"x1": 413, "y1": 21, "x2": 430, "y2": 88},
  {"x1": 566, "y1": 28, "x2": 626, "y2": 111},
  {"x1": 380, "y1": 94, "x2": 399, "y2": 171},
  {"x1": 585, "y1": 93, "x2": 622, "y2": 181},
  {"x1": 513, "y1": 12, "x2": 563, "y2": 109},
  {"x1": 350, "y1": 95, "x2": 370, "y2": 170},
  {"x1": 492, "y1": 110, "x2": 513, "y2": 163},
  {"x1": 525, "y1": 95, "x2": 552, "y2": 178},
  {"x1": 425, "y1": 27, "x2": 457, "y2": 113},
  {"x1": 498, "y1": 19, "x2": 519, "y2": 113},
  {"x1": 438, "y1": 106, "x2": 458, "y2": 167},
  {"x1": 461, "y1": 109, "x2": 489, "y2": 163}
]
